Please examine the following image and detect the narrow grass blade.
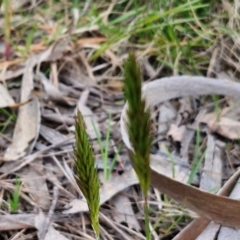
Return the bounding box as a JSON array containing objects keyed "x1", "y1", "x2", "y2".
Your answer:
[
  {"x1": 92, "y1": 113, "x2": 114, "y2": 181},
  {"x1": 187, "y1": 128, "x2": 206, "y2": 184}
]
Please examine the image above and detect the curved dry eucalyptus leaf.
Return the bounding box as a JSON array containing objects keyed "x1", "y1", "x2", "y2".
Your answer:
[
  {"x1": 121, "y1": 76, "x2": 240, "y2": 228},
  {"x1": 196, "y1": 173, "x2": 240, "y2": 240},
  {"x1": 151, "y1": 169, "x2": 240, "y2": 227},
  {"x1": 3, "y1": 58, "x2": 39, "y2": 161},
  {"x1": 173, "y1": 169, "x2": 240, "y2": 240},
  {"x1": 3, "y1": 96, "x2": 40, "y2": 161}
]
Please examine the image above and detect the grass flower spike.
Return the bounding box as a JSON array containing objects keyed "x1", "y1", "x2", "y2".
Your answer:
[
  {"x1": 74, "y1": 111, "x2": 100, "y2": 239},
  {"x1": 124, "y1": 53, "x2": 153, "y2": 239}
]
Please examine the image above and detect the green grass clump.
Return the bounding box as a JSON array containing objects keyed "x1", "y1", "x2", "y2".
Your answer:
[
  {"x1": 187, "y1": 128, "x2": 206, "y2": 184},
  {"x1": 92, "y1": 113, "x2": 120, "y2": 181},
  {"x1": 74, "y1": 111, "x2": 100, "y2": 239},
  {"x1": 8, "y1": 176, "x2": 21, "y2": 212}
]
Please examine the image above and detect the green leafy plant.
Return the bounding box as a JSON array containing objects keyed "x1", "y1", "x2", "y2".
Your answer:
[
  {"x1": 0, "y1": 108, "x2": 17, "y2": 134},
  {"x1": 74, "y1": 111, "x2": 100, "y2": 239},
  {"x1": 92, "y1": 113, "x2": 121, "y2": 181},
  {"x1": 212, "y1": 94, "x2": 221, "y2": 122},
  {"x1": 187, "y1": 127, "x2": 206, "y2": 184},
  {"x1": 162, "y1": 145, "x2": 176, "y2": 179},
  {"x1": 124, "y1": 53, "x2": 153, "y2": 240},
  {"x1": 8, "y1": 176, "x2": 21, "y2": 212},
  {"x1": 3, "y1": 0, "x2": 11, "y2": 60}
]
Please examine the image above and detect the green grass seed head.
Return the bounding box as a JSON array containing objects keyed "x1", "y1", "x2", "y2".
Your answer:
[
  {"x1": 123, "y1": 52, "x2": 152, "y2": 196},
  {"x1": 74, "y1": 111, "x2": 100, "y2": 238}
]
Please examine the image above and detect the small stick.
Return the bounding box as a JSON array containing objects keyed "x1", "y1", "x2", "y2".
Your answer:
[{"x1": 39, "y1": 186, "x2": 59, "y2": 240}]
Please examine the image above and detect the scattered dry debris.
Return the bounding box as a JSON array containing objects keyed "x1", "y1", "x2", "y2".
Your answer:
[{"x1": 2, "y1": 1, "x2": 240, "y2": 239}]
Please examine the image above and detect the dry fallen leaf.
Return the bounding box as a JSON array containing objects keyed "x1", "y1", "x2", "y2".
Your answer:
[
  {"x1": 0, "y1": 213, "x2": 34, "y2": 230},
  {"x1": 40, "y1": 125, "x2": 69, "y2": 150},
  {"x1": 76, "y1": 89, "x2": 101, "y2": 140},
  {"x1": 158, "y1": 102, "x2": 177, "y2": 137},
  {"x1": 201, "y1": 113, "x2": 240, "y2": 140},
  {"x1": 0, "y1": 83, "x2": 15, "y2": 108},
  {"x1": 167, "y1": 124, "x2": 186, "y2": 142},
  {"x1": 150, "y1": 153, "x2": 192, "y2": 183},
  {"x1": 76, "y1": 37, "x2": 107, "y2": 46},
  {"x1": 62, "y1": 198, "x2": 89, "y2": 214},
  {"x1": 3, "y1": 96, "x2": 40, "y2": 161},
  {"x1": 200, "y1": 136, "x2": 223, "y2": 192},
  {"x1": 35, "y1": 209, "x2": 69, "y2": 240},
  {"x1": 20, "y1": 161, "x2": 51, "y2": 209},
  {"x1": 35, "y1": 72, "x2": 76, "y2": 106},
  {"x1": 0, "y1": 212, "x2": 85, "y2": 231},
  {"x1": 3, "y1": 38, "x2": 69, "y2": 81},
  {"x1": 3, "y1": 58, "x2": 40, "y2": 161},
  {"x1": 111, "y1": 193, "x2": 141, "y2": 231},
  {"x1": 180, "y1": 109, "x2": 207, "y2": 163},
  {"x1": 3, "y1": 58, "x2": 38, "y2": 161},
  {"x1": 195, "y1": 172, "x2": 240, "y2": 240},
  {"x1": 2, "y1": 59, "x2": 49, "y2": 209}
]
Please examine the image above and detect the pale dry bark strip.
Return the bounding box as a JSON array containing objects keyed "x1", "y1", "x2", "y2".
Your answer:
[{"x1": 200, "y1": 136, "x2": 223, "y2": 192}]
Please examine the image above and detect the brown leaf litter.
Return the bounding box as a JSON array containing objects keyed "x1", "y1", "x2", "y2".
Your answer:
[
  {"x1": 2, "y1": 2, "x2": 240, "y2": 239},
  {"x1": 121, "y1": 76, "x2": 240, "y2": 239}
]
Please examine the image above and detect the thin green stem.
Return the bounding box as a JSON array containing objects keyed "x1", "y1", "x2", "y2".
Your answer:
[
  {"x1": 187, "y1": 128, "x2": 206, "y2": 184},
  {"x1": 144, "y1": 195, "x2": 151, "y2": 240},
  {"x1": 4, "y1": 0, "x2": 11, "y2": 42},
  {"x1": 92, "y1": 113, "x2": 115, "y2": 181},
  {"x1": 104, "y1": 113, "x2": 111, "y2": 180}
]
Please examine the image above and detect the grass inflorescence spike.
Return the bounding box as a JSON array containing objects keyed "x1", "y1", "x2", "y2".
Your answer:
[
  {"x1": 74, "y1": 111, "x2": 100, "y2": 239},
  {"x1": 124, "y1": 52, "x2": 153, "y2": 239},
  {"x1": 124, "y1": 52, "x2": 152, "y2": 196}
]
